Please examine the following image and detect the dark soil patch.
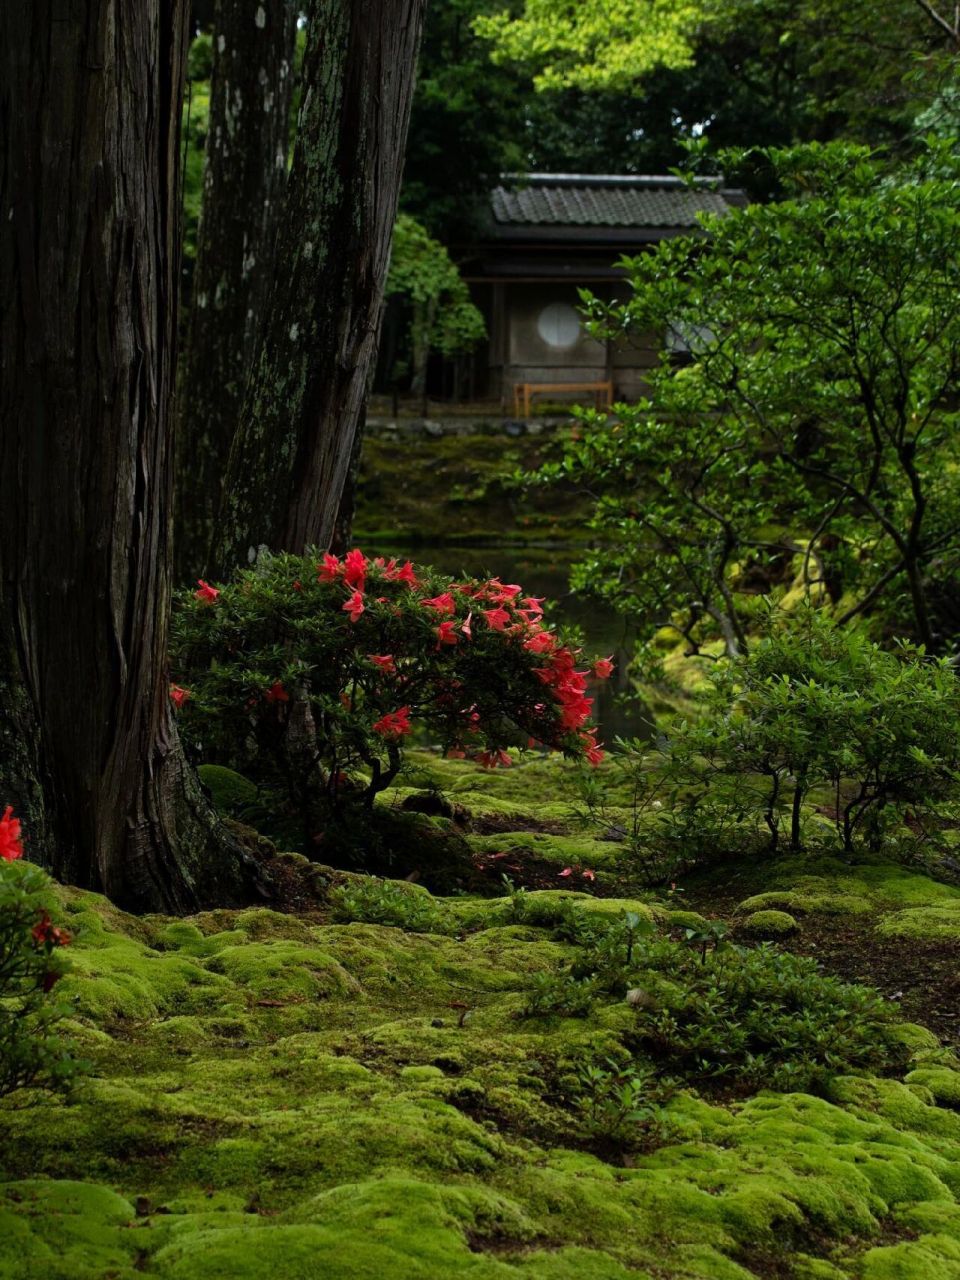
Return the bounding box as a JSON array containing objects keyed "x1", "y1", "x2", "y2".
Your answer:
[
  {"x1": 789, "y1": 917, "x2": 960, "y2": 1048},
  {"x1": 470, "y1": 812, "x2": 571, "y2": 837}
]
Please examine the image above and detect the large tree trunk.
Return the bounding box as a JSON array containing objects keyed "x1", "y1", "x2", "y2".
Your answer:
[
  {"x1": 210, "y1": 0, "x2": 426, "y2": 577},
  {"x1": 0, "y1": 0, "x2": 263, "y2": 912},
  {"x1": 175, "y1": 0, "x2": 297, "y2": 582}
]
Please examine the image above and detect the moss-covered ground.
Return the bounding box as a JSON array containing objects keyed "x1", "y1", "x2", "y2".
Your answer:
[{"x1": 4, "y1": 752, "x2": 960, "y2": 1279}]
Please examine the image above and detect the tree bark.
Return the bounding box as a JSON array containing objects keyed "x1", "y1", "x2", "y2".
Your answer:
[
  {"x1": 0, "y1": 0, "x2": 263, "y2": 912},
  {"x1": 209, "y1": 0, "x2": 427, "y2": 578},
  {"x1": 175, "y1": 0, "x2": 297, "y2": 582}
]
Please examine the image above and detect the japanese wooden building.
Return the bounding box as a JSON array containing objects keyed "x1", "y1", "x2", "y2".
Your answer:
[{"x1": 460, "y1": 173, "x2": 746, "y2": 409}]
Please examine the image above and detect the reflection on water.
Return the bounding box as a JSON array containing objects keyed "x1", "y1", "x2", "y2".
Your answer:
[{"x1": 370, "y1": 543, "x2": 652, "y2": 745}]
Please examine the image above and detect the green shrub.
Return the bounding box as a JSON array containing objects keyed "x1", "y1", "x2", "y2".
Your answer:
[
  {"x1": 628, "y1": 942, "x2": 907, "y2": 1092},
  {"x1": 171, "y1": 549, "x2": 607, "y2": 848},
  {"x1": 521, "y1": 971, "x2": 598, "y2": 1018},
  {"x1": 590, "y1": 611, "x2": 960, "y2": 877}
]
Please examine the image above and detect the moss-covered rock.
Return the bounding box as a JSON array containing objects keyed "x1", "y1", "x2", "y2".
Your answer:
[{"x1": 738, "y1": 909, "x2": 800, "y2": 939}]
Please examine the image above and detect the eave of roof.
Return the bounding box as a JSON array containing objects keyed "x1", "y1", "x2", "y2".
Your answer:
[{"x1": 486, "y1": 173, "x2": 745, "y2": 237}]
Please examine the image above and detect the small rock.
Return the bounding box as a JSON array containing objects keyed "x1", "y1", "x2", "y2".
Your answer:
[{"x1": 626, "y1": 987, "x2": 657, "y2": 1010}]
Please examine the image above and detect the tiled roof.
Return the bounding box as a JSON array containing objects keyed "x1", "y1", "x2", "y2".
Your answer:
[{"x1": 490, "y1": 174, "x2": 738, "y2": 229}]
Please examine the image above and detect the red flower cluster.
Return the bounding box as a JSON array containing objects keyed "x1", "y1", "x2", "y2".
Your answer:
[
  {"x1": 372, "y1": 706, "x2": 412, "y2": 739},
  {"x1": 176, "y1": 551, "x2": 610, "y2": 785},
  {"x1": 0, "y1": 805, "x2": 22, "y2": 862}
]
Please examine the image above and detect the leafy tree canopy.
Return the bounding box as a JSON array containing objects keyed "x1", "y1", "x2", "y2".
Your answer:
[
  {"x1": 542, "y1": 143, "x2": 960, "y2": 659},
  {"x1": 476, "y1": 0, "x2": 958, "y2": 148},
  {"x1": 474, "y1": 0, "x2": 700, "y2": 91}
]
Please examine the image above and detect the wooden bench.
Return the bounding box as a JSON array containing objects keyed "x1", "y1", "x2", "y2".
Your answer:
[{"x1": 513, "y1": 380, "x2": 613, "y2": 419}]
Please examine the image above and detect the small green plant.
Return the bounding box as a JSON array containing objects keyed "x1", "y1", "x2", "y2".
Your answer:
[
  {"x1": 574, "y1": 1057, "x2": 675, "y2": 1146},
  {"x1": 521, "y1": 970, "x2": 598, "y2": 1019},
  {"x1": 682, "y1": 920, "x2": 730, "y2": 964},
  {"x1": 329, "y1": 878, "x2": 449, "y2": 934},
  {"x1": 499, "y1": 874, "x2": 530, "y2": 924}
]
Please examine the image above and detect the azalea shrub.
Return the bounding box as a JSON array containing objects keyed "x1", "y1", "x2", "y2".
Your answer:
[
  {"x1": 0, "y1": 807, "x2": 82, "y2": 1098},
  {"x1": 171, "y1": 549, "x2": 610, "y2": 846}
]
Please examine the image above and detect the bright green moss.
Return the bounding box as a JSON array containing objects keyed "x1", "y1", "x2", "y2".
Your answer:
[
  {"x1": 876, "y1": 905, "x2": 960, "y2": 941},
  {"x1": 736, "y1": 890, "x2": 873, "y2": 917},
  {"x1": 3, "y1": 860, "x2": 960, "y2": 1280}
]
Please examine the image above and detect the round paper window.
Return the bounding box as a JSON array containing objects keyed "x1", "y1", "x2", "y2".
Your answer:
[{"x1": 537, "y1": 301, "x2": 581, "y2": 349}]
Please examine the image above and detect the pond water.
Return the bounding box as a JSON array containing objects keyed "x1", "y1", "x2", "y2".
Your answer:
[{"x1": 369, "y1": 542, "x2": 652, "y2": 745}]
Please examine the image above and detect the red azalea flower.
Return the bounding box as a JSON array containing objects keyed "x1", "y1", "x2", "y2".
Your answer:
[
  {"x1": 317, "y1": 552, "x2": 341, "y2": 583},
  {"x1": 582, "y1": 869, "x2": 596, "y2": 882},
  {"x1": 343, "y1": 548, "x2": 368, "y2": 589},
  {"x1": 522, "y1": 596, "x2": 545, "y2": 615},
  {"x1": 421, "y1": 592, "x2": 455, "y2": 615},
  {"x1": 385, "y1": 560, "x2": 419, "y2": 588},
  {"x1": 292, "y1": 579, "x2": 303, "y2": 592},
  {"x1": 342, "y1": 589, "x2": 365, "y2": 623},
  {"x1": 0, "y1": 805, "x2": 23, "y2": 862},
  {"x1": 372, "y1": 707, "x2": 412, "y2": 739},
  {"x1": 368, "y1": 654, "x2": 397, "y2": 674},
  {"x1": 593, "y1": 656, "x2": 615, "y2": 679},
  {"x1": 265, "y1": 681, "x2": 289, "y2": 704},
  {"x1": 481, "y1": 607, "x2": 511, "y2": 632},
  {"x1": 194, "y1": 579, "x2": 219, "y2": 604},
  {"x1": 523, "y1": 632, "x2": 555, "y2": 655},
  {"x1": 558, "y1": 867, "x2": 573, "y2": 878},
  {"x1": 435, "y1": 621, "x2": 458, "y2": 649}
]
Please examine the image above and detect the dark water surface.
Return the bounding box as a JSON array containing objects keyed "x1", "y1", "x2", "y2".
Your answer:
[{"x1": 370, "y1": 543, "x2": 652, "y2": 745}]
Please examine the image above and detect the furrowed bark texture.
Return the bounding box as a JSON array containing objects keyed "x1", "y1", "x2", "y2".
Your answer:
[
  {"x1": 210, "y1": 0, "x2": 426, "y2": 577},
  {"x1": 175, "y1": 0, "x2": 297, "y2": 582},
  {"x1": 0, "y1": 0, "x2": 262, "y2": 911}
]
